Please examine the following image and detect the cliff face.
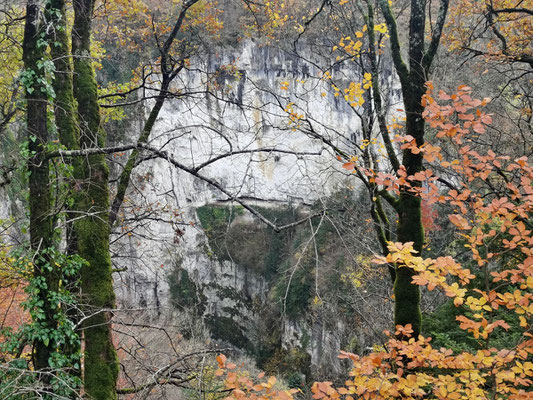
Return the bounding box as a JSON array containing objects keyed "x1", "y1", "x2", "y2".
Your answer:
[{"x1": 109, "y1": 39, "x2": 400, "y2": 378}]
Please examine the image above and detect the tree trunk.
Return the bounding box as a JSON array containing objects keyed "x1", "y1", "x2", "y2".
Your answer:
[
  {"x1": 71, "y1": 0, "x2": 119, "y2": 398},
  {"x1": 23, "y1": 0, "x2": 57, "y2": 375},
  {"x1": 378, "y1": 0, "x2": 449, "y2": 338},
  {"x1": 48, "y1": 0, "x2": 80, "y2": 252},
  {"x1": 47, "y1": 0, "x2": 82, "y2": 381}
]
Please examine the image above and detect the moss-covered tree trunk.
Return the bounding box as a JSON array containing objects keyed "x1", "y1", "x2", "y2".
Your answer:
[
  {"x1": 47, "y1": 0, "x2": 82, "y2": 381},
  {"x1": 392, "y1": 2, "x2": 427, "y2": 335},
  {"x1": 71, "y1": 0, "x2": 119, "y2": 398},
  {"x1": 22, "y1": 0, "x2": 57, "y2": 375},
  {"x1": 377, "y1": 0, "x2": 449, "y2": 338},
  {"x1": 48, "y1": 0, "x2": 80, "y2": 254}
]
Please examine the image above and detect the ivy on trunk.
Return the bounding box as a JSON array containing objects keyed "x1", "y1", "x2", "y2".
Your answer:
[{"x1": 22, "y1": 0, "x2": 57, "y2": 377}]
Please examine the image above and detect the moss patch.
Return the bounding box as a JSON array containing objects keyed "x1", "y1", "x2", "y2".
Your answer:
[
  {"x1": 168, "y1": 266, "x2": 206, "y2": 314},
  {"x1": 196, "y1": 205, "x2": 297, "y2": 278},
  {"x1": 206, "y1": 316, "x2": 251, "y2": 350},
  {"x1": 262, "y1": 347, "x2": 311, "y2": 384},
  {"x1": 196, "y1": 205, "x2": 242, "y2": 260}
]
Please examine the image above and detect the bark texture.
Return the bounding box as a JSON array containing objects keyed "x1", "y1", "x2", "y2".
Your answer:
[
  {"x1": 377, "y1": 0, "x2": 449, "y2": 338},
  {"x1": 23, "y1": 0, "x2": 57, "y2": 374},
  {"x1": 47, "y1": 0, "x2": 82, "y2": 378},
  {"x1": 71, "y1": 0, "x2": 118, "y2": 398}
]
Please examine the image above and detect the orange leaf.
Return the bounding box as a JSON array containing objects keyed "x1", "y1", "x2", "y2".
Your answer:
[
  {"x1": 216, "y1": 354, "x2": 227, "y2": 368},
  {"x1": 342, "y1": 162, "x2": 355, "y2": 170},
  {"x1": 473, "y1": 123, "x2": 485, "y2": 134},
  {"x1": 449, "y1": 214, "x2": 471, "y2": 230}
]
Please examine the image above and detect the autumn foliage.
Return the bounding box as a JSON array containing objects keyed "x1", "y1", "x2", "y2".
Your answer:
[
  {"x1": 214, "y1": 84, "x2": 533, "y2": 399},
  {"x1": 312, "y1": 85, "x2": 532, "y2": 398},
  {"x1": 445, "y1": 0, "x2": 532, "y2": 65},
  {"x1": 0, "y1": 248, "x2": 29, "y2": 345},
  {"x1": 214, "y1": 354, "x2": 299, "y2": 400}
]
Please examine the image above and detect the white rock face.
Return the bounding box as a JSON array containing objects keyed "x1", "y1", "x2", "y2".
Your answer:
[{"x1": 110, "y1": 39, "x2": 400, "y2": 371}]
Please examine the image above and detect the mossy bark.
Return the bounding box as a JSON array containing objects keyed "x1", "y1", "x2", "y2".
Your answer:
[
  {"x1": 393, "y1": 36, "x2": 426, "y2": 338},
  {"x1": 72, "y1": 0, "x2": 118, "y2": 398},
  {"x1": 377, "y1": 0, "x2": 449, "y2": 339},
  {"x1": 395, "y1": 192, "x2": 423, "y2": 336},
  {"x1": 48, "y1": 0, "x2": 80, "y2": 255},
  {"x1": 23, "y1": 0, "x2": 57, "y2": 375},
  {"x1": 47, "y1": 0, "x2": 82, "y2": 380},
  {"x1": 48, "y1": 0, "x2": 79, "y2": 153}
]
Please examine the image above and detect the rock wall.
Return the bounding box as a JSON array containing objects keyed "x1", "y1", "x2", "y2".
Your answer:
[
  {"x1": 111, "y1": 39, "x2": 399, "y2": 376},
  {"x1": 113, "y1": 41, "x2": 341, "y2": 297}
]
